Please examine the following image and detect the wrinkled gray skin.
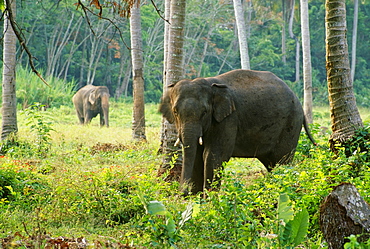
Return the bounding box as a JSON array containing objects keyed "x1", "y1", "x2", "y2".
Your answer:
[
  {"x1": 159, "y1": 69, "x2": 315, "y2": 195},
  {"x1": 72, "y1": 85, "x2": 110, "y2": 127}
]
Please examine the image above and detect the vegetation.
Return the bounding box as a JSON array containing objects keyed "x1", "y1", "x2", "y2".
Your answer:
[
  {"x1": 4, "y1": 0, "x2": 370, "y2": 106},
  {"x1": 0, "y1": 73, "x2": 369, "y2": 247},
  {"x1": 1, "y1": 1, "x2": 370, "y2": 247}
]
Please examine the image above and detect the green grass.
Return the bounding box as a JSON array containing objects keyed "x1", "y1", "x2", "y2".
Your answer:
[{"x1": 0, "y1": 103, "x2": 369, "y2": 248}]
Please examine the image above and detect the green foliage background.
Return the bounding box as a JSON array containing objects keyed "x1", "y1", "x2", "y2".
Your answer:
[
  {"x1": 1, "y1": 0, "x2": 370, "y2": 247},
  {"x1": 2, "y1": 0, "x2": 369, "y2": 106}
]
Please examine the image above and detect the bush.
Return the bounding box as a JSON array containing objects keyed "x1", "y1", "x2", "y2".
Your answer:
[{"x1": 0, "y1": 66, "x2": 75, "y2": 109}]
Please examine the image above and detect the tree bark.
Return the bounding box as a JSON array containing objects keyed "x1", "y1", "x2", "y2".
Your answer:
[
  {"x1": 320, "y1": 183, "x2": 370, "y2": 249},
  {"x1": 158, "y1": 0, "x2": 186, "y2": 180},
  {"x1": 351, "y1": 0, "x2": 359, "y2": 83},
  {"x1": 300, "y1": 0, "x2": 313, "y2": 123},
  {"x1": 130, "y1": 0, "x2": 146, "y2": 141},
  {"x1": 233, "y1": 0, "x2": 250, "y2": 69},
  {"x1": 282, "y1": 0, "x2": 286, "y2": 65},
  {"x1": 288, "y1": 0, "x2": 300, "y2": 82},
  {"x1": 325, "y1": 0, "x2": 363, "y2": 151},
  {"x1": 2, "y1": 0, "x2": 18, "y2": 140}
]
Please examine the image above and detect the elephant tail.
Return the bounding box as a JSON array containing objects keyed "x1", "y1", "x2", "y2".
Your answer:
[{"x1": 303, "y1": 117, "x2": 318, "y2": 146}]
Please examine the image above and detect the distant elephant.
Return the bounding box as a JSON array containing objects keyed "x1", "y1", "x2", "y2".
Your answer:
[
  {"x1": 159, "y1": 69, "x2": 316, "y2": 195},
  {"x1": 72, "y1": 85, "x2": 110, "y2": 127}
]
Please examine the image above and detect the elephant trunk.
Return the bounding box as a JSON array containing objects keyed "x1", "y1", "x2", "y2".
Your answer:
[
  {"x1": 180, "y1": 124, "x2": 203, "y2": 192},
  {"x1": 101, "y1": 94, "x2": 109, "y2": 127}
]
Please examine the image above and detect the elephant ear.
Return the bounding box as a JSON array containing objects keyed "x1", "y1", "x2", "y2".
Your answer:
[
  {"x1": 88, "y1": 89, "x2": 97, "y2": 106},
  {"x1": 212, "y1": 83, "x2": 235, "y2": 122},
  {"x1": 89, "y1": 88, "x2": 98, "y2": 105},
  {"x1": 159, "y1": 91, "x2": 175, "y2": 124}
]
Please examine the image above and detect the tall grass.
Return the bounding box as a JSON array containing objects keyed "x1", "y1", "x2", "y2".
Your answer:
[
  {"x1": 0, "y1": 66, "x2": 76, "y2": 109},
  {"x1": 0, "y1": 71, "x2": 370, "y2": 247}
]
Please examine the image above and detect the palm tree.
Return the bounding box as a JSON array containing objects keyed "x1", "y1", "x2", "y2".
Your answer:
[
  {"x1": 325, "y1": 0, "x2": 363, "y2": 151},
  {"x1": 351, "y1": 0, "x2": 359, "y2": 83},
  {"x1": 2, "y1": 0, "x2": 18, "y2": 141},
  {"x1": 232, "y1": 0, "x2": 250, "y2": 69},
  {"x1": 130, "y1": 0, "x2": 146, "y2": 141},
  {"x1": 300, "y1": 0, "x2": 313, "y2": 123},
  {"x1": 159, "y1": 0, "x2": 187, "y2": 180},
  {"x1": 287, "y1": 0, "x2": 300, "y2": 82}
]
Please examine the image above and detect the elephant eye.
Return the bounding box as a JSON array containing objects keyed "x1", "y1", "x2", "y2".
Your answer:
[{"x1": 201, "y1": 110, "x2": 207, "y2": 118}]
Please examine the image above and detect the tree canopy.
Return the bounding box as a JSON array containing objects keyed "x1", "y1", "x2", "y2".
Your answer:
[{"x1": 2, "y1": 0, "x2": 370, "y2": 106}]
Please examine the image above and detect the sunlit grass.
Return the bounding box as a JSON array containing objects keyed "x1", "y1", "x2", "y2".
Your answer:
[{"x1": 1, "y1": 103, "x2": 369, "y2": 247}]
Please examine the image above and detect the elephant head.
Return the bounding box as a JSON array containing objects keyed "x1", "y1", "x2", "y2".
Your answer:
[
  {"x1": 72, "y1": 85, "x2": 110, "y2": 127},
  {"x1": 160, "y1": 78, "x2": 235, "y2": 192},
  {"x1": 89, "y1": 86, "x2": 110, "y2": 127}
]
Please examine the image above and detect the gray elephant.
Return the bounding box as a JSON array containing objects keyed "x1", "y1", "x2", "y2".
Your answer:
[
  {"x1": 72, "y1": 85, "x2": 110, "y2": 127},
  {"x1": 159, "y1": 69, "x2": 316, "y2": 194}
]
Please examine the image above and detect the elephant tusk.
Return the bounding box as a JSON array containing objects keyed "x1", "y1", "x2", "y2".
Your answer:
[
  {"x1": 199, "y1": 137, "x2": 203, "y2": 145},
  {"x1": 174, "y1": 138, "x2": 181, "y2": 147}
]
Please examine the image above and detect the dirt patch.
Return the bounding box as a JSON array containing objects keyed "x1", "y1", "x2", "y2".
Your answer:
[
  {"x1": 0, "y1": 232, "x2": 136, "y2": 248},
  {"x1": 90, "y1": 143, "x2": 127, "y2": 154}
]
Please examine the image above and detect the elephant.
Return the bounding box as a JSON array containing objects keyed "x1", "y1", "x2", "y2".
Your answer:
[
  {"x1": 159, "y1": 69, "x2": 316, "y2": 195},
  {"x1": 72, "y1": 85, "x2": 110, "y2": 127}
]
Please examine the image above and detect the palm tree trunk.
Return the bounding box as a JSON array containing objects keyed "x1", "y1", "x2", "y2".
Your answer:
[
  {"x1": 2, "y1": 0, "x2": 18, "y2": 140},
  {"x1": 288, "y1": 0, "x2": 300, "y2": 82},
  {"x1": 130, "y1": 0, "x2": 146, "y2": 141},
  {"x1": 300, "y1": 0, "x2": 313, "y2": 123},
  {"x1": 325, "y1": 0, "x2": 363, "y2": 151},
  {"x1": 159, "y1": 0, "x2": 186, "y2": 180},
  {"x1": 233, "y1": 0, "x2": 250, "y2": 69},
  {"x1": 351, "y1": 0, "x2": 359, "y2": 83}
]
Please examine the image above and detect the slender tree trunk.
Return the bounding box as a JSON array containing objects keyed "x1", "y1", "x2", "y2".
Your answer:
[
  {"x1": 79, "y1": 41, "x2": 87, "y2": 89},
  {"x1": 45, "y1": 14, "x2": 76, "y2": 78},
  {"x1": 2, "y1": 0, "x2": 18, "y2": 140},
  {"x1": 130, "y1": 1, "x2": 146, "y2": 141},
  {"x1": 282, "y1": 0, "x2": 287, "y2": 65},
  {"x1": 163, "y1": 0, "x2": 170, "y2": 88},
  {"x1": 295, "y1": 39, "x2": 300, "y2": 83},
  {"x1": 159, "y1": 0, "x2": 186, "y2": 179},
  {"x1": 184, "y1": 24, "x2": 206, "y2": 69},
  {"x1": 325, "y1": 0, "x2": 363, "y2": 151},
  {"x1": 197, "y1": 28, "x2": 213, "y2": 77},
  {"x1": 351, "y1": 0, "x2": 358, "y2": 83},
  {"x1": 246, "y1": 0, "x2": 252, "y2": 38},
  {"x1": 288, "y1": 0, "x2": 300, "y2": 82},
  {"x1": 59, "y1": 17, "x2": 86, "y2": 81},
  {"x1": 86, "y1": 32, "x2": 104, "y2": 85},
  {"x1": 300, "y1": 0, "x2": 313, "y2": 123},
  {"x1": 115, "y1": 53, "x2": 131, "y2": 99},
  {"x1": 233, "y1": 0, "x2": 250, "y2": 69}
]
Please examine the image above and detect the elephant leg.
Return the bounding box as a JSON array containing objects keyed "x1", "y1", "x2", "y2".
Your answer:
[
  {"x1": 77, "y1": 114, "x2": 84, "y2": 124},
  {"x1": 258, "y1": 149, "x2": 294, "y2": 172},
  {"x1": 190, "y1": 144, "x2": 205, "y2": 194},
  {"x1": 203, "y1": 146, "x2": 233, "y2": 191},
  {"x1": 100, "y1": 114, "x2": 105, "y2": 127},
  {"x1": 84, "y1": 112, "x2": 92, "y2": 124},
  {"x1": 203, "y1": 153, "x2": 223, "y2": 191},
  {"x1": 203, "y1": 128, "x2": 236, "y2": 191},
  {"x1": 258, "y1": 155, "x2": 277, "y2": 172}
]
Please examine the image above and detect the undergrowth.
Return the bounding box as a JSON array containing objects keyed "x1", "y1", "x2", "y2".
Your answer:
[{"x1": 0, "y1": 104, "x2": 369, "y2": 248}]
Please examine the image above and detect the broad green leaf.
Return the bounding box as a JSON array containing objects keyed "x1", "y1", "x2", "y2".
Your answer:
[
  {"x1": 147, "y1": 201, "x2": 168, "y2": 216},
  {"x1": 0, "y1": 0, "x2": 4, "y2": 11},
  {"x1": 166, "y1": 218, "x2": 176, "y2": 238},
  {"x1": 278, "y1": 193, "x2": 294, "y2": 223},
  {"x1": 291, "y1": 209, "x2": 309, "y2": 246},
  {"x1": 280, "y1": 220, "x2": 294, "y2": 246}
]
